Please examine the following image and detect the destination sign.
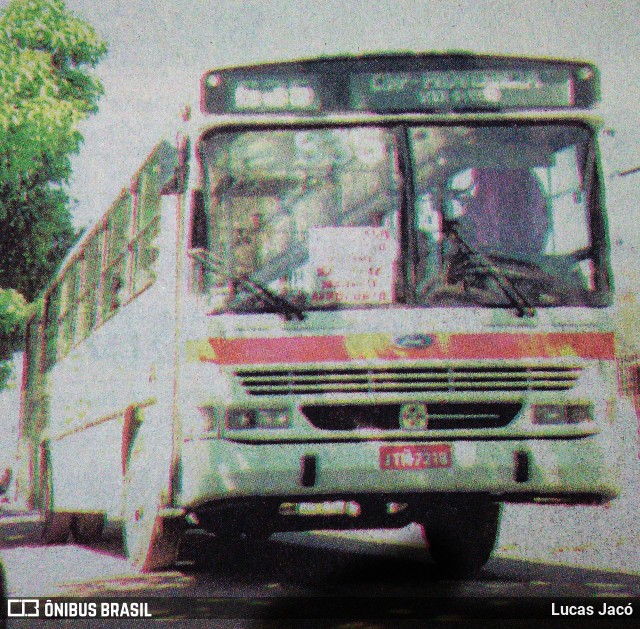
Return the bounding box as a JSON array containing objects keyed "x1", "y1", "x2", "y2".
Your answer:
[
  {"x1": 230, "y1": 78, "x2": 320, "y2": 112},
  {"x1": 350, "y1": 68, "x2": 574, "y2": 110},
  {"x1": 201, "y1": 53, "x2": 599, "y2": 114}
]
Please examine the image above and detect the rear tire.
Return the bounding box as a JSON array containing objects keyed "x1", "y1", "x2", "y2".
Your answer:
[
  {"x1": 42, "y1": 511, "x2": 73, "y2": 544},
  {"x1": 123, "y1": 431, "x2": 183, "y2": 572},
  {"x1": 418, "y1": 501, "x2": 501, "y2": 578},
  {"x1": 41, "y1": 452, "x2": 72, "y2": 544},
  {"x1": 71, "y1": 513, "x2": 105, "y2": 544}
]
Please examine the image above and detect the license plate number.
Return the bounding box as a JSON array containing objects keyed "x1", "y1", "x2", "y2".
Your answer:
[{"x1": 379, "y1": 444, "x2": 452, "y2": 470}]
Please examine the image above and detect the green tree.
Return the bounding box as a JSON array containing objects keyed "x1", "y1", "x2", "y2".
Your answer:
[
  {"x1": 0, "y1": 0, "x2": 107, "y2": 362},
  {"x1": 0, "y1": 288, "x2": 30, "y2": 385}
]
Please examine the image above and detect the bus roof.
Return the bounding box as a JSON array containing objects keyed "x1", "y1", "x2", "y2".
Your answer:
[{"x1": 201, "y1": 51, "x2": 599, "y2": 116}]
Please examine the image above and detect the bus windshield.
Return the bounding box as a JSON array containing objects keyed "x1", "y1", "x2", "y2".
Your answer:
[{"x1": 199, "y1": 123, "x2": 608, "y2": 313}]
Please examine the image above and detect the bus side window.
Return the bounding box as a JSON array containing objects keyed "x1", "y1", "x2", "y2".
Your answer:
[
  {"x1": 101, "y1": 192, "x2": 132, "y2": 321},
  {"x1": 58, "y1": 260, "x2": 80, "y2": 359},
  {"x1": 24, "y1": 316, "x2": 44, "y2": 426},
  {"x1": 24, "y1": 318, "x2": 39, "y2": 387},
  {"x1": 78, "y1": 229, "x2": 103, "y2": 341},
  {"x1": 101, "y1": 259, "x2": 128, "y2": 319},
  {"x1": 43, "y1": 286, "x2": 61, "y2": 370},
  {"x1": 132, "y1": 159, "x2": 161, "y2": 295}
]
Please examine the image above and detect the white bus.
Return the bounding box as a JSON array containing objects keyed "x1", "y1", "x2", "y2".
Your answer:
[{"x1": 21, "y1": 52, "x2": 623, "y2": 574}]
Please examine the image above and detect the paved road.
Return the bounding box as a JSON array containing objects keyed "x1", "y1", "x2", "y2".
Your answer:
[{"x1": 1, "y1": 512, "x2": 639, "y2": 626}]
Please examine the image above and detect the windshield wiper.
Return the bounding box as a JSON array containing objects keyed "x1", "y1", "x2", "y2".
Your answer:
[
  {"x1": 445, "y1": 221, "x2": 536, "y2": 318},
  {"x1": 188, "y1": 249, "x2": 305, "y2": 321}
]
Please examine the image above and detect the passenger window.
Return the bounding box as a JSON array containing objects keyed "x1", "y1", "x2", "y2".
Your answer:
[
  {"x1": 58, "y1": 261, "x2": 80, "y2": 358},
  {"x1": 25, "y1": 317, "x2": 41, "y2": 386},
  {"x1": 101, "y1": 255, "x2": 129, "y2": 321},
  {"x1": 101, "y1": 192, "x2": 133, "y2": 320},
  {"x1": 133, "y1": 222, "x2": 159, "y2": 294},
  {"x1": 43, "y1": 288, "x2": 60, "y2": 370},
  {"x1": 136, "y1": 160, "x2": 162, "y2": 230},
  {"x1": 132, "y1": 159, "x2": 161, "y2": 295},
  {"x1": 78, "y1": 230, "x2": 103, "y2": 340},
  {"x1": 106, "y1": 192, "x2": 132, "y2": 265}
]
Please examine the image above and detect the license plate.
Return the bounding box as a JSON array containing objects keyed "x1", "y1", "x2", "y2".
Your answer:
[{"x1": 379, "y1": 444, "x2": 452, "y2": 470}]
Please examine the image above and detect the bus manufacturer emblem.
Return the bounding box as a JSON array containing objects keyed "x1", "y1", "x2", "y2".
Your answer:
[
  {"x1": 394, "y1": 334, "x2": 434, "y2": 349},
  {"x1": 400, "y1": 403, "x2": 428, "y2": 430}
]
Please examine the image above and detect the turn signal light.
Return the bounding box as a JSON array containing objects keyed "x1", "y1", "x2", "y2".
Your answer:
[
  {"x1": 226, "y1": 408, "x2": 291, "y2": 429},
  {"x1": 532, "y1": 404, "x2": 593, "y2": 425}
]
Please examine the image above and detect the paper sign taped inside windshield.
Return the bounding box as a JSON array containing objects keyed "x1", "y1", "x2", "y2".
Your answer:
[{"x1": 308, "y1": 227, "x2": 397, "y2": 305}]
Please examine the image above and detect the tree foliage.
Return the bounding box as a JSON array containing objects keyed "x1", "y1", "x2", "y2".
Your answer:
[
  {"x1": 0, "y1": 0, "x2": 106, "y2": 359},
  {"x1": 0, "y1": 288, "x2": 31, "y2": 365}
]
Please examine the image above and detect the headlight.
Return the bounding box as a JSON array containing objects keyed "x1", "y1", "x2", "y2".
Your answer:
[
  {"x1": 532, "y1": 404, "x2": 593, "y2": 425},
  {"x1": 226, "y1": 408, "x2": 291, "y2": 429}
]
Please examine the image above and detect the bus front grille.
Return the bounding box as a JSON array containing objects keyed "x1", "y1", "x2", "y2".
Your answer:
[
  {"x1": 301, "y1": 402, "x2": 521, "y2": 430},
  {"x1": 234, "y1": 364, "x2": 583, "y2": 396}
]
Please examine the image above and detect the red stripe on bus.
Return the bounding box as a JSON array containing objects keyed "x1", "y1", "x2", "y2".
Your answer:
[{"x1": 204, "y1": 332, "x2": 615, "y2": 365}]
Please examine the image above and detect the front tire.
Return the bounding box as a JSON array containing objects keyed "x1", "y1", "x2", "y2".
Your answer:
[{"x1": 418, "y1": 501, "x2": 501, "y2": 578}]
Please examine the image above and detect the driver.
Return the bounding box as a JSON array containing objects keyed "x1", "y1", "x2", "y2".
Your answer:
[{"x1": 460, "y1": 168, "x2": 549, "y2": 258}]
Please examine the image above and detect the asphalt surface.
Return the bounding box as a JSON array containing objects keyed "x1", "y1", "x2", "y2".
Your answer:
[{"x1": 0, "y1": 509, "x2": 639, "y2": 627}]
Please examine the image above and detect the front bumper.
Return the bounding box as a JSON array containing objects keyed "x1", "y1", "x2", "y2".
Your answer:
[{"x1": 178, "y1": 434, "x2": 620, "y2": 511}]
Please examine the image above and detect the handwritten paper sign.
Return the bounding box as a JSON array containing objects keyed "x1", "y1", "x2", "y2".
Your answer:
[{"x1": 308, "y1": 227, "x2": 397, "y2": 305}]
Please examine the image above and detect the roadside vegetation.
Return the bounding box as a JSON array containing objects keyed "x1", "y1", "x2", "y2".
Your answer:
[{"x1": 0, "y1": 0, "x2": 107, "y2": 385}]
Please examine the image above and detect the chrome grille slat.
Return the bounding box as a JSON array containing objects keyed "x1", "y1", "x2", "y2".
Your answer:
[
  {"x1": 235, "y1": 364, "x2": 583, "y2": 396},
  {"x1": 243, "y1": 381, "x2": 576, "y2": 395},
  {"x1": 241, "y1": 371, "x2": 580, "y2": 383}
]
